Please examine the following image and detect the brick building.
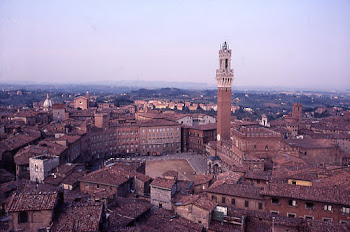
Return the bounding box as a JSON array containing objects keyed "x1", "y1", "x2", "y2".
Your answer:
[
  {"x1": 175, "y1": 194, "x2": 217, "y2": 229},
  {"x1": 74, "y1": 92, "x2": 89, "y2": 110},
  {"x1": 207, "y1": 182, "x2": 265, "y2": 212},
  {"x1": 285, "y1": 139, "x2": 342, "y2": 167},
  {"x1": 182, "y1": 123, "x2": 216, "y2": 154},
  {"x1": 79, "y1": 164, "x2": 133, "y2": 198},
  {"x1": 8, "y1": 191, "x2": 62, "y2": 232},
  {"x1": 261, "y1": 183, "x2": 350, "y2": 223},
  {"x1": 138, "y1": 119, "x2": 181, "y2": 156},
  {"x1": 52, "y1": 103, "x2": 66, "y2": 121}
]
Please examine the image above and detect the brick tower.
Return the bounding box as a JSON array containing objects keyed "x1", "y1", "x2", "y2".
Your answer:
[
  {"x1": 291, "y1": 103, "x2": 302, "y2": 122},
  {"x1": 216, "y1": 42, "x2": 234, "y2": 145}
]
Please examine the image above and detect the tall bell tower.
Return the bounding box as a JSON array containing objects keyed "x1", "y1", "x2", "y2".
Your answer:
[{"x1": 216, "y1": 42, "x2": 234, "y2": 144}]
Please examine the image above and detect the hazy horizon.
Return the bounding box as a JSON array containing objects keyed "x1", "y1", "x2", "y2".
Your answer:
[{"x1": 1, "y1": 1, "x2": 349, "y2": 89}]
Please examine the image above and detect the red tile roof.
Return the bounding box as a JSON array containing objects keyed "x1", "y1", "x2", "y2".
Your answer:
[
  {"x1": 51, "y1": 203, "x2": 103, "y2": 232},
  {"x1": 79, "y1": 165, "x2": 132, "y2": 186},
  {"x1": 8, "y1": 192, "x2": 58, "y2": 212},
  {"x1": 261, "y1": 183, "x2": 350, "y2": 206},
  {"x1": 193, "y1": 174, "x2": 214, "y2": 186},
  {"x1": 176, "y1": 193, "x2": 217, "y2": 211},
  {"x1": 150, "y1": 177, "x2": 176, "y2": 190},
  {"x1": 207, "y1": 183, "x2": 263, "y2": 200},
  {"x1": 135, "y1": 172, "x2": 152, "y2": 183},
  {"x1": 139, "y1": 208, "x2": 203, "y2": 232}
]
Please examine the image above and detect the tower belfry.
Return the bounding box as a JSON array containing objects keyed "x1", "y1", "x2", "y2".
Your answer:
[{"x1": 216, "y1": 42, "x2": 234, "y2": 144}]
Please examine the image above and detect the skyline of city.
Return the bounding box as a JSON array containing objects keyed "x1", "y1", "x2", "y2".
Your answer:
[{"x1": 0, "y1": 1, "x2": 349, "y2": 89}]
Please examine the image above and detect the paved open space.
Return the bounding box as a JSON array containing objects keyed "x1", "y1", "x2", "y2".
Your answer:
[
  {"x1": 104, "y1": 152, "x2": 209, "y2": 180},
  {"x1": 146, "y1": 159, "x2": 198, "y2": 181}
]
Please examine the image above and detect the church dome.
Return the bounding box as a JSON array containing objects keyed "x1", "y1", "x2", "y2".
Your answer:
[{"x1": 43, "y1": 93, "x2": 53, "y2": 109}]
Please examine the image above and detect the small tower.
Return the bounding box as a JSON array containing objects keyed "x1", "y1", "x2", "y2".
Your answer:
[
  {"x1": 216, "y1": 42, "x2": 234, "y2": 144},
  {"x1": 259, "y1": 114, "x2": 270, "y2": 127},
  {"x1": 291, "y1": 103, "x2": 302, "y2": 122}
]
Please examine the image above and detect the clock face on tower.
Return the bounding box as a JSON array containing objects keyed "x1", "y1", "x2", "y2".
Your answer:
[{"x1": 217, "y1": 134, "x2": 221, "y2": 141}]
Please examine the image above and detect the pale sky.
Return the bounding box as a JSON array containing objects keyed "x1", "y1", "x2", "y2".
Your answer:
[{"x1": 0, "y1": 0, "x2": 349, "y2": 89}]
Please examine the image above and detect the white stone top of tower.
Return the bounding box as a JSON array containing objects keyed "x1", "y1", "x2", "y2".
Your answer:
[
  {"x1": 216, "y1": 42, "x2": 234, "y2": 88},
  {"x1": 43, "y1": 93, "x2": 53, "y2": 109}
]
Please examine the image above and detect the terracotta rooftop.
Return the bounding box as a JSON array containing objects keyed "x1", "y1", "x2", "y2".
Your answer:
[
  {"x1": 260, "y1": 183, "x2": 350, "y2": 206},
  {"x1": 214, "y1": 171, "x2": 243, "y2": 185},
  {"x1": 79, "y1": 165, "x2": 133, "y2": 187},
  {"x1": 2, "y1": 131, "x2": 41, "y2": 151},
  {"x1": 244, "y1": 171, "x2": 270, "y2": 181},
  {"x1": 139, "y1": 208, "x2": 203, "y2": 232},
  {"x1": 51, "y1": 203, "x2": 103, "y2": 232},
  {"x1": 108, "y1": 197, "x2": 152, "y2": 229},
  {"x1": 8, "y1": 191, "x2": 58, "y2": 212},
  {"x1": 313, "y1": 171, "x2": 350, "y2": 191},
  {"x1": 136, "y1": 119, "x2": 180, "y2": 127},
  {"x1": 135, "y1": 172, "x2": 152, "y2": 183},
  {"x1": 176, "y1": 193, "x2": 217, "y2": 212},
  {"x1": 285, "y1": 138, "x2": 337, "y2": 149},
  {"x1": 52, "y1": 103, "x2": 66, "y2": 109},
  {"x1": 207, "y1": 183, "x2": 263, "y2": 200},
  {"x1": 150, "y1": 177, "x2": 176, "y2": 190},
  {"x1": 190, "y1": 123, "x2": 217, "y2": 131},
  {"x1": 193, "y1": 174, "x2": 214, "y2": 186}
]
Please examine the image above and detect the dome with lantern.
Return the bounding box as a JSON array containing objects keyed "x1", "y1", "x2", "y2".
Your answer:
[{"x1": 43, "y1": 93, "x2": 53, "y2": 111}]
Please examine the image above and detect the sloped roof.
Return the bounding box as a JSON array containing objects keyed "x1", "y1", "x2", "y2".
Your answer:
[
  {"x1": 8, "y1": 192, "x2": 58, "y2": 212},
  {"x1": 176, "y1": 193, "x2": 217, "y2": 212}
]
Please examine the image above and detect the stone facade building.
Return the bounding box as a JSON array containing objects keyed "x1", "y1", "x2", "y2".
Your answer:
[
  {"x1": 150, "y1": 177, "x2": 176, "y2": 210},
  {"x1": 29, "y1": 155, "x2": 60, "y2": 183}
]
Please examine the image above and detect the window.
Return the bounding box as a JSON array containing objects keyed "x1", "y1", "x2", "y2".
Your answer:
[
  {"x1": 291, "y1": 181, "x2": 297, "y2": 185},
  {"x1": 254, "y1": 145, "x2": 257, "y2": 150},
  {"x1": 287, "y1": 213, "x2": 296, "y2": 218},
  {"x1": 324, "y1": 205, "x2": 332, "y2": 211},
  {"x1": 96, "y1": 184, "x2": 100, "y2": 189},
  {"x1": 245, "y1": 200, "x2": 249, "y2": 208},
  {"x1": 18, "y1": 212, "x2": 28, "y2": 223},
  {"x1": 305, "y1": 202, "x2": 314, "y2": 209},
  {"x1": 288, "y1": 200, "x2": 297, "y2": 207},
  {"x1": 265, "y1": 146, "x2": 269, "y2": 150},
  {"x1": 231, "y1": 199, "x2": 235, "y2": 205},
  {"x1": 258, "y1": 203, "x2": 263, "y2": 209},
  {"x1": 322, "y1": 218, "x2": 333, "y2": 222},
  {"x1": 270, "y1": 210, "x2": 279, "y2": 215},
  {"x1": 222, "y1": 197, "x2": 226, "y2": 204},
  {"x1": 305, "y1": 215, "x2": 314, "y2": 220},
  {"x1": 271, "y1": 198, "x2": 279, "y2": 205},
  {"x1": 341, "y1": 207, "x2": 350, "y2": 214}
]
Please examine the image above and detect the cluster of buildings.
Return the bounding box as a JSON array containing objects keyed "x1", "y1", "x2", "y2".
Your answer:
[
  {"x1": 0, "y1": 42, "x2": 349, "y2": 231},
  {"x1": 134, "y1": 99, "x2": 240, "y2": 113}
]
